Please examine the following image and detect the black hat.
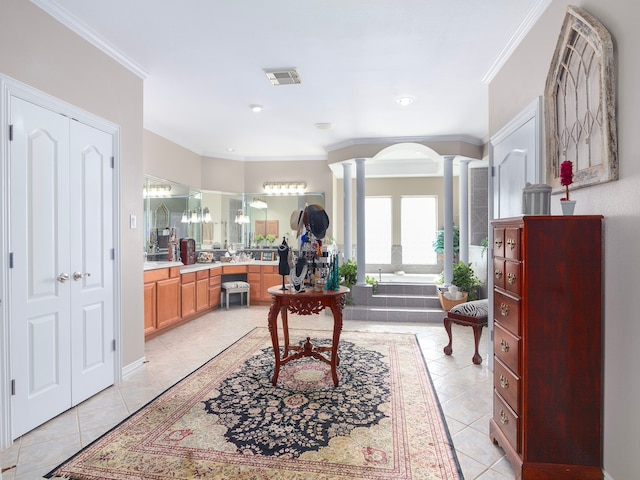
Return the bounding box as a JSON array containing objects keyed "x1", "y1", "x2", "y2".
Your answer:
[{"x1": 304, "y1": 204, "x2": 329, "y2": 239}]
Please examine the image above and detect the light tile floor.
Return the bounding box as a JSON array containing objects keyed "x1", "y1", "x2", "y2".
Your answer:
[{"x1": 0, "y1": 306, "x2": 514, "y2": 479}]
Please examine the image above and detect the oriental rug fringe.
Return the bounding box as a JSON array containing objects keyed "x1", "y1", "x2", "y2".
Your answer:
[{"x1": 46, "y1": 328, "x2": 462, "y2": 479}]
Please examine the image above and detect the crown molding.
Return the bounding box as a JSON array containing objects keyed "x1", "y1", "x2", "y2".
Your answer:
[
  {"x1": 31, "y1": 0, "x2": 148, "y2": 79},
  {"x1": 482, "y1": 0, "x2": 553, "y2": 84},
  {"x1": 326, "y1": 134, "x2": 484, "y2": 152}
]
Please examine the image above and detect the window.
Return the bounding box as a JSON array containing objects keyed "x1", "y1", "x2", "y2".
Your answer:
[
  {"x1": 401, "y1": 196, "x2": 437, "y2": 264},
  {"x1": 365, "y1": 197, "x2": 391, "y2": 264}
]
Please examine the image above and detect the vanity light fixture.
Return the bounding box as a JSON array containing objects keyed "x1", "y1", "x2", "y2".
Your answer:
[
  {"x1": 190, "y1": 210, "x2": 199, "y2": 223},
  {"x1": 234, "y1": 209, "x2": 250, "y2": 224},
  {"x1": 250, "y1": 198, "x2": 268, "y2": 209},
  {"x1": 203, "y1": 207, "x2": 212, "y2": 223},
  {"x1": 263, "y1": 181, "x2": 307, "y2": 195},
  {"x1": 181, "y1": 211, "x2": 189, "y2": 223},
  {"x1": 144, "y1": 184, "x2": 172, "y2": 198}
]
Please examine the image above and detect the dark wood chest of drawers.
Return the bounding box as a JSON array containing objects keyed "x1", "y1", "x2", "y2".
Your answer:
[{"x1": 490, "y1": 216, "x2": 603, "y2": 480}]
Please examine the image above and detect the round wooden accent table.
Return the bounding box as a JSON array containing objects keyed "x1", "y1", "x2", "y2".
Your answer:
[{"x1": 267, "y1": 285, "x2": 350, "y2": 387}]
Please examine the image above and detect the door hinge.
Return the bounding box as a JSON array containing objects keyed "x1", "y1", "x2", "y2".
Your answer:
[
  {"x1": 9, "y1": 252, "x2": 14, "y2": 268},
  {"x1": 112, "y1": 339, "x2": 116, "y2": 352},
  {"x1": 11, "y1": 379, "x2": 15, "y2": 395},
  {"x1": 111, "y1": 156, "x2": 115, "y2": 168},
  {"x1": 111, "y1": 248, "x2": 115, "y2": 260},
  {"x1": 9, "y1": 124, "x2": 13, "y2": 141},
  {"x1": 490, "y1": 166, "x2": 496, "y2": 177}
]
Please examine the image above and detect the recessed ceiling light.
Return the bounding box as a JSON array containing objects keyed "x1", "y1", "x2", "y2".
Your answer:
[
  {"x1": 396, "y1": 97, "x2": 414, "y2": 106},
  {"x1": 315, "y1": 123, "x2": 332, "y2": 130},
  {"x1": 225, "y1": 148, "x2": 235, "y2": 152},
  {"x1": 249, "y1": 104, "x2": 263, "y2": 112}
]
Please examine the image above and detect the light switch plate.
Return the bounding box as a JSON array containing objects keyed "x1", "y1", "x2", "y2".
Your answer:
[{"x1": 130, "y1": 214, "x2": 137, "y2": 229}]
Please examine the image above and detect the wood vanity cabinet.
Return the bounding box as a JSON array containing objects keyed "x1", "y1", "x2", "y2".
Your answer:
[
  {"x1": 248, "y1": 264, "x2": 281, "y2": 303},
  {"x1": 262, "y1": 265, "x2": 281, "y2": 299},
  {"x1": 196, "y1": 270, "x2": 210, "y2": 312},
  {"x1": 209, "y1": 269, "x2": 221, "y2": 308},
  {"x1": 144, "y1": 267, "x2": 181, "y2": 335},
  {"x1": 181, "y1": 272, "x2": 197, "y2": 318},
  {"x1": 247, "y1": 265, "x2": 262, "y2": 302},
  {"x1": 490, "y1": 216, "x2": 603, "y2": 480}
]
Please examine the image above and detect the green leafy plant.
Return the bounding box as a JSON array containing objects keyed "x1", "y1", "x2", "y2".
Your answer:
[
  {"x1": 254, "y1": 234, "x2": 265, "y2": 246},
  {"x1": 432, "y1": 226, "x2": 460, "y2": 256},
  {"x1": 338, "y1": 259, "x2": 358, "y2": 288},
  {"x1": 436, "y1": 261, "x2": 482, "y2": 301},
  {"x1": 265, "y1": 234, "x2": 276, "y2": 245}
]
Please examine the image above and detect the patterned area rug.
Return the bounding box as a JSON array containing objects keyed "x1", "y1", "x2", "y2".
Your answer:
[{"x1": 46, "y1": 328, "x2": 462, "y2": 479}]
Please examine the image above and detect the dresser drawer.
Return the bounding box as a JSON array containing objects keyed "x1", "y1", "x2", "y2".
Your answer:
[
  {"x1": 504, "y1": 227, "x2": 521, "y2": 260},
  {"x1": 494, "y1": 357, "x2": 519, "y2": 413},
  {"x1": 504, "y1": 260, "x2": 521, "y2": 296},
  {"x1": 493, "y1": 391, "x2": 520, "y2": 453},
  {"x1": 493, "y1": 258, "x2": 505, "y2": 290},
  {"x1": 494, "y1": 323, "x2": 520, "y2": 374},
  {"x1": 493, "y1": 228, "x2": 505, "y2": 258},
  {"x1": 493, "y1": 291, "x2": 520, "y2": 335}
]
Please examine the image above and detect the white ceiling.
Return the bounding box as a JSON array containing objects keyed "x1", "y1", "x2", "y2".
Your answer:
[{"x1": 34, "y1": 0, "x2": 548, "y2": 161}]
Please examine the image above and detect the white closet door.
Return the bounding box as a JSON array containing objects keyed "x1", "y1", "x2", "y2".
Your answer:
[
  {"x1": 9, "y1": 97, "x2": 72, "y2": 437},
  {"x1": 9, "y1": 97, "x2": 116, "y2": 438},
  {"x1": 69, "y1": 120, "x2": 115, "y2": 405}
]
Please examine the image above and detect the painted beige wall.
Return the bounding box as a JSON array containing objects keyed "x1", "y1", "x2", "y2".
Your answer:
[
  {"x1": 201, "y1": 156, "x2": 246, "y2": 193},
  {"x1": 490, "y1": 2, "x2": 640, "y2": 478},
  {"x1": 144, "y1": 130, "x2": 203, "y2": 189},
  {"x1": 0, "y1": 1, "x2": 144, "y2": 368}
]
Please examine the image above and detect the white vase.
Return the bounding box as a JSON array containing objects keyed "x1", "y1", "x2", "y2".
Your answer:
[{"x1": 560, "y1": 200, "x2": 576, "y2": 216}]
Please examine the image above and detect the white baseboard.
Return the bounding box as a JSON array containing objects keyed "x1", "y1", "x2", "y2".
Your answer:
[
  {"x1": 121, "y1": 356, "x2": 146, "y2": 380},
  {"x1": 604, "y1": 470, "x2": 614, "y2": 480}
]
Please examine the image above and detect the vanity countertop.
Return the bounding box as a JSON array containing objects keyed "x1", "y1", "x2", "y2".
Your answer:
[{"x1": 144, "y1": 260, "x2": 278, "y2": 273}]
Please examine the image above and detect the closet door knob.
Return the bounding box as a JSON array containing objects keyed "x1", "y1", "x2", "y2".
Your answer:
[
  {"x1": 73, "y1": 272, "x2": 91, "y2": 281},
  {"x1": 57, "y1": 273, "x2": 69, "y2": 283}
]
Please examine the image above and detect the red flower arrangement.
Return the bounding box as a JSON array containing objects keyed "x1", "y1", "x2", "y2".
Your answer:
[{"x1": 560, "y1": 160, "x2": 573, "y2": 201}]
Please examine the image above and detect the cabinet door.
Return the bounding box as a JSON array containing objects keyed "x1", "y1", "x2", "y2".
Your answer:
[
  {"x1": 181, "y1": 281, "x2": 196, "y2": 318},
  {"x1": 143, "y1": 282, "x2": 157, "y2": 334},
  {"x1": 248, "y1": 273, "x2": 262, "y2": 301},
  {"x1": 196, "y1": 278, "x2": 209, "y2": 311},
  {"x1": 209, "y1": 272, "x2": 221, "y2": 307},
  {"x1": 157, "y1": 277, "x2": 181, "y2": 328}
]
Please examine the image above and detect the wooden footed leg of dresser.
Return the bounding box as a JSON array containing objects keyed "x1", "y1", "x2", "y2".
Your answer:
[{"x1": 489, "y1": 418, "x2": 522, "y2": 480}]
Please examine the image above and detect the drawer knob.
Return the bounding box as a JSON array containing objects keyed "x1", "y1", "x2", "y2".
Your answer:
[
  {"x1": 500, "y1": 339, "x2": 510, "y2": 353},
  {"x1": 500, "y1": 303, "x2": 510, "y2": 316},
  {"x1": 494, "y1": 239, "x2": 503, "y2": 248},
  {"x1": 499, "y1": 374, "x2": 509, "y2": 389},
  {"x1": 507, "y1": 272, "x2": 517, "y2": 285},
  {"x1": 500, "y1": 409, "x2": 509, "y2": 425},
  {"x1": 494, "y1": 270, "x2": 503, "y2": 280},
  {"x1": 507, "y1": 238, "x2": 516, "y2": 250}
]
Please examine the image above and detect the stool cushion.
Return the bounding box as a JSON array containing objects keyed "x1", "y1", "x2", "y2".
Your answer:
[
  {"x1": 449, "y1": 299, "x2": 489, "y2": 318},
  {"x1": 221, "y1": 281, "x2": 250, "y2": 290}
]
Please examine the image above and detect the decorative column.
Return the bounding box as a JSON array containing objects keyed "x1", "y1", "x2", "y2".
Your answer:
[
  {"x1": 443, "y1": 155, "x2": 455, "y2": 285},
  {"x1": 355, "y1": 158, "x2": 366, "y2": 285},
  {"x1": 459, "y1": 159, "x2": 471, "y2": 264},
  {"x1": 342, "y1": 162, "x2": 353, "y2": 261}
]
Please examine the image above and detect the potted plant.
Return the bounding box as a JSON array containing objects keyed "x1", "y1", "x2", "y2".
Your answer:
[
  {"x1": 254, "y1": 234, "x2": 265, "y2": 247},
  {"x1": 265, "y1": 234, "x2": 276, "y2": 247},
  {"x1": 436, "y1": 261, "x2": 482, "y2": 302},
  {"x1": 432, "y1": 226, "x2": 460, "y2": 259}
]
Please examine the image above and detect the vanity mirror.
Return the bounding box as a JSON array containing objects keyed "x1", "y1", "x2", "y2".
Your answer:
[{"x1": 144, "y1": 174, "x2": 325, "y2": 259}]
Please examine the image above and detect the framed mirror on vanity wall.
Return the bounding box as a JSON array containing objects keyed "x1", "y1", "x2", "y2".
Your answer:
[
  {"x1": 143, "y1": 175, "x2": 202, "y2": 260},
  {"x1": 143, "y1": 174, "x2": 326, "y2": 261}
]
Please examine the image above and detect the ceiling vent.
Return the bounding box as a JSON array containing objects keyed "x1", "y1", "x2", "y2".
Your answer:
[{"x1": 264, "y1": 68, "x2": 302, "y2": 86}]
